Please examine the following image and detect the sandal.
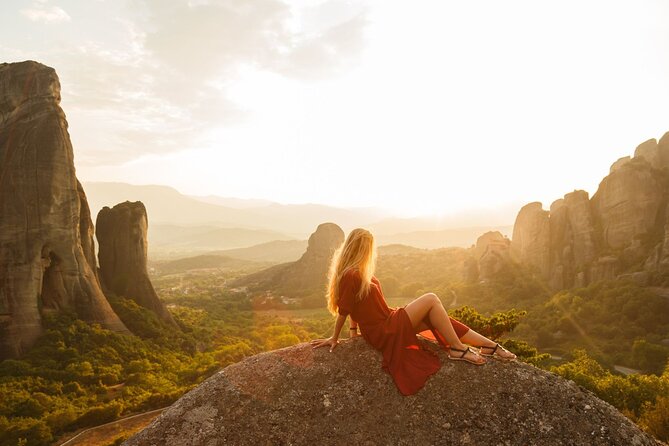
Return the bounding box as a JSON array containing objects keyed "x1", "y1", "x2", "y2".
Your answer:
[
  {"x1": 476, "y1": 343, "x2": 516, "y2": 361},
  {"x1": 447, "y1": 346, "x2": 486, "y2": 366}
]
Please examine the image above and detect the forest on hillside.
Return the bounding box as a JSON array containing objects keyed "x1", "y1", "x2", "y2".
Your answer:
[{"x1": 0, "y1": 248, "x2": 668, "y2": 445}]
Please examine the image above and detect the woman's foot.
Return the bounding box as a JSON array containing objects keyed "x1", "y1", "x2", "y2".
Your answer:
[
  {"x1": 447, "y1": 345, "x2": 486, "y2": 365},
  {"x1": 477, "y1": 343, "x2": 516, "y2": 361}
]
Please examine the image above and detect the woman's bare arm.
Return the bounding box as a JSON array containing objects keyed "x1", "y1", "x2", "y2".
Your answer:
[
  {"x1": 310, "y1": 314, "x2": 348, "y2": 351},
  {"x1": 349, "y1": 317, "x2": 361, "y2": 337}
]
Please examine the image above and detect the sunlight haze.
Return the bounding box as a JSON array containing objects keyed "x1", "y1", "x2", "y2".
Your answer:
[{"x1": 2, "y1": 0, "x2": 669, "y2": 217}]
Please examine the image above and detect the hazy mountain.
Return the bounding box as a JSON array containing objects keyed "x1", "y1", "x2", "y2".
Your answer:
[
  {"x1": 151, "y1": 254, "x2": 270, "y2": 275},
  {"x1": 212, "y1": 239, "x2": 309, "y2": 263},
  {"x1": 85, "y1": 182, "x2": 516, "y2": 252},
  {"x1": 147, "y1": 224, "x2": 296, "y2": 259},
  {"x1": 85, "y1": 182, "x2": 267, "y2": 228},
  {"x1": 84, "y1": 182, "x2": 391, "y2": 237},
  {"x1": 374, "y1": 226, "x2": 513, "y2": 249},
  {"x1": 188, "y1": 195, "x2": 275, "y2": 208},
  {"x1": 376, "y1": 244, "x2": 429, "y2": 256},
  {"x1": 246, "y1": 202, "x2": 389, "y2": 235}
]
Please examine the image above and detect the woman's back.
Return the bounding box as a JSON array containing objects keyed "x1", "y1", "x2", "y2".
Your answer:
[{"x1": 338, "y1": 268, "x2": 391, "y2": 330}]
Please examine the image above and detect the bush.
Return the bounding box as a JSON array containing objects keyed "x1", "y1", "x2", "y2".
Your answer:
[
  {"x1": 72, "y1": 403, "x2": 123, "y2": 430},
  {"x1": 639, "y1": 395, "x2": 669, "y2": 442},
  {"x1": 632, "y1": 340, "x2": 669, "y2": 375},
  {"x1": 450, "y1": 306, "x2": 527, "y2": 340},
  {"x1": 0, "y1": 417, "x2": 53, "y2": 446}
]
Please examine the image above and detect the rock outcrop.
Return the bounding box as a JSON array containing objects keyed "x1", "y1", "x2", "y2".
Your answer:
[
  {"x1": 511, "y1": 132, "x2": 669, "y2": 289},
  {"x1": 0, "y1": 61, "x2": 127, "y2": 358},
  {"x1": 511, "y1": 202, "x2": 550, "y2": 277},
  {"x1": 96, "y1": 201, "x2": 177, "y2": 327},
  {"x1": 124, "y1": 339, "x2": 658, "y2": 446},
  {"x1": 471, "y1": 231, "x2": 511, "y2": 282},
  {"x1": 231, "y1": 223, "x2": 345, "y2": 302},
  {"x1": 591, "y1": 157, "x2": 665, "y2": 252}
]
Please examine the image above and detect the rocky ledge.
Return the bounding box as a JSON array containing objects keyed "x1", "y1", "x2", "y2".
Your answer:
[{"x1": 124, "y1": 338, "x2": 659, "y2": 446}]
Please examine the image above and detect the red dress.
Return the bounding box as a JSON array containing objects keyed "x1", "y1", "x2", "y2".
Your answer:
[{"x1": 337, "y1": 268, "x2": 470, "y2": 396}]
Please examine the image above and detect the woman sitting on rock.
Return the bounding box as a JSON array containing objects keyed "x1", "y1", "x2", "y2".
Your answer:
[{"x1": 311, "y1": 228, "x2": 516, "y2": 395}]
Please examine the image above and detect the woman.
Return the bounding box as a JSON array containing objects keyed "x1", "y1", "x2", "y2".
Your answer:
[{"x1": 310, "y1": 228, "x2": 516, "y2": 396}]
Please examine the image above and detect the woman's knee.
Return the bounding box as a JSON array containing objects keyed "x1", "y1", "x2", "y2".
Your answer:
[{"x1": 421, "y1": 292, "x2": 440, "y2": 305}]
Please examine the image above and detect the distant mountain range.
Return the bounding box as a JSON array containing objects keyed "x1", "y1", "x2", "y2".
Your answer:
[
  {"x1": 84, "y1": 182, "x2": 389, "y2": 237},
  {"x1": 84, "y1": 182, "x2": 515, "y2": 257},
  {"x1": 147, "y1": 224, "x2": 297, "y2": 258},
  {"x1": 374, "y1": 226, "x2": 512, "y2": 249},
  {"x1": 211, "y1": 240, "x2": 309, "y2": 263},
  {"x1": 149, "y1": 242, "x2": 435, "y2": 275}
]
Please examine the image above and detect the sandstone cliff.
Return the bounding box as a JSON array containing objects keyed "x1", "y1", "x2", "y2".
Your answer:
[
  {"x1": 124, "y1": 338, "x2": 658, "y2": 446},
  {"x1": 0, "y1": 61, "x2": 127, "y2": 358},
  {"x1": 96, "y1": 201, "x2": 177, "y2": 327},
  {"x1": 510, "y1": 132, "x2": 669, "y2": 289},
  {"x1": 231, "y1": 222, "x2": 345, "y2": 301}
]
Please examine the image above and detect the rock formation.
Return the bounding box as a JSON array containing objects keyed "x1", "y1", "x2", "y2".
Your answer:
[
  {"x1": 96, "y1": 201, "x2": 177, "y2": 327},
  {"x1": 124, "y1": 338, "x2": 657, "y2": 446},
  {"x1": 510, "y1": 132, "x2": 669, "y2": 289},
  {"x1": 231, "y1": 222, "x2": 345, "y2": 301},
  {"x1": 470, "y1": 231, "x2": 511, "y2": 282},
  {"x1": 0, "y1": 61, "x2": 127, "y2": 358},
  {"x1": 510, "y1": 202, "x2": 550, "y2": 277}
]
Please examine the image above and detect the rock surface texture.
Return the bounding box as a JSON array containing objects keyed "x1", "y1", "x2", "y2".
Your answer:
[
  {"x1": 510, "y1": 132, "x2": 669, "y2": 289},
  {"x1": 0, "y1": 61, "x2": 127, "y2": 358},
  {"x1": 124, "y1": 339, "x2": 658, "y2": 446},
  {"x1": 96, "y1": 201, "x2": 177, "y2": 327},
  {"x1": 232, "y1": 222, "x2": 344, "y2": 299}
]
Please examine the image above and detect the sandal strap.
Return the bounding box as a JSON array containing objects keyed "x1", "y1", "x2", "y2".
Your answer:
[
  {"x1": 450, "y1": 346, "x2": 474, "y2": 359},
  {"x1": 480, "y1": 344, "x2": 499, "y2": 354}
]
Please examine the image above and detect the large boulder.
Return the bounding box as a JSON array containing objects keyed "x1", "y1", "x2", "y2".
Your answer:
[
  {"x1": 96, "y1": 201, "x2": 177, "y2": 327},
  {"x1": 124, "y1": 339, "x2": 658, "y2": 446},
  {"x1": 0, "y1": 61, "x2": 127, "y2": 358}
]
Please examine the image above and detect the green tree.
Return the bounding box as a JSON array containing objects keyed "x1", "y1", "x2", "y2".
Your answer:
[{"x1": 632, "y1": 340, "x2": 669, "y2": 375}]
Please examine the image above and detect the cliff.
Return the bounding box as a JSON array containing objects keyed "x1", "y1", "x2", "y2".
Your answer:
[
  {"x1": 96, "y1": 201, "x2": 177, "y2": 327},
  {"x1": 510, "y1": 133, "x2": 669, "y2": 288},
  {"x1": 0, "y1": 61, "x2": 128, "y2": 358},
  {"x1": 231, "y1": 222, "x2": 344, "y2": 301},
  {"x1": 124, "y1": 338, "x2": 658, "y2": 445}
]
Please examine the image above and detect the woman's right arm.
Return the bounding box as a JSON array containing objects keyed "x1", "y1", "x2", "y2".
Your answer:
[{"x1": 310, "y1": 313, "x2": 347, "y2": 352}]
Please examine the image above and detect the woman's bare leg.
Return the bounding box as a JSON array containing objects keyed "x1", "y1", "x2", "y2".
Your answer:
[{"x1": 404, "y1": 293, "x2": 485, "y2": 364}]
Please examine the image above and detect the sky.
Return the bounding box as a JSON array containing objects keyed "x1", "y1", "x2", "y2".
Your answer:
[{"x1": 2, "y1": 0, "x2": 669, "y2": 218}]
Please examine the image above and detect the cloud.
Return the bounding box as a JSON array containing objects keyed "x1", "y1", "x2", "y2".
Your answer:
[
  {"x1": 21, "y1": 1, "x2": 71, "y2": 23},
  {"x1": 274, "y1": 12, "x2": 367, "y2": 80},
  {"x1": 11, "y1": 0, "x2": 368, "y2": 166},
  {"x1": 141, "y1": 0, "x2": 368, "y2": 81}
]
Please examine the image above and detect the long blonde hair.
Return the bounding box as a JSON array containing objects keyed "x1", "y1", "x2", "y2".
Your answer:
[{"x1": 326, "y1": 228, "x2": 378, "y2": 316}]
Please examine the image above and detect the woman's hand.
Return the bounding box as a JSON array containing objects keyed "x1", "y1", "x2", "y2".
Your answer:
[{"x1": 310, "y1": 337, "x2": 339, "y2": 352}]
